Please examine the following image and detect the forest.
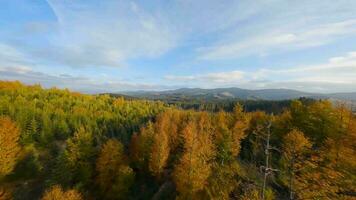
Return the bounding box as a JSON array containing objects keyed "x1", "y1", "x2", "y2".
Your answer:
[{"x1": 0, "y1": 81, "x2": 355, "y2": 200}]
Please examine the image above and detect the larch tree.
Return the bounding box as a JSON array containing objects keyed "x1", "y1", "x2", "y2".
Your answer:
[
  {"x1": 285, "y1": 101, "x2": 355, "y2": 199},
  {"x1": 149, "y1": 115, "x2": 170, "y2": 178},
  {"x1": 64, "y1": 126, "x2": 96, "y2": 187},
  {"x1": 166, "y1": 109, "x2": 181, "y2": 151},
  {"x1": 0, "y1": 186, "x2": 12, "y2": 200},
  {"x1": 41, "y1": 185, "x2": 83, "y2": 200},
  {"x1": 0, "y1": 117, "x2": 21, "y2": 180},
  {"x1": 319, "y1": 105, "x2": 356, "y2": 199},
  {"x1": 214, "y1": 111, "x2": 245, "y2": 165},
  {"x1": 280, "y1": 129, "x2": 311, "y2": 200},
  {"x1": 214, "y1": 111, "x2": 232, "y2": 165},
  {"x1": 231, "y1": 103, "x2": 249, "y2": 158},
  {"x1": 203, "y1": 161, "x2": 240, "y2": 200},
  {"x1": 241, "y1": 188, "x2": 275, "y2": 200},
  {"x1": 96, "y1": 139, "x2": 135, "y2": 200},
  {"x1": 173, "y1": 117, "x2": 214, "y2": 199},
  {"x1": 130, "y1": 121, "x2": 155, "y2": 171},
  {"x1": 204, "y1": 108, "x2": 247, "y2": 199},
  {"x1": 241, "y1": 111, "x2": 271, "y2": 166}
]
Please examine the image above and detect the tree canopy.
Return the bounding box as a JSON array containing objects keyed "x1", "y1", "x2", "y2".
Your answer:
[{"x1": 0, "y1": 81, "x2": 355, "y2": 200}]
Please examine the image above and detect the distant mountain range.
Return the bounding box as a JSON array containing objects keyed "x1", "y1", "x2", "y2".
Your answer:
[{"x1": 119, "y1": 87, "x2": 356, "y2": 101}]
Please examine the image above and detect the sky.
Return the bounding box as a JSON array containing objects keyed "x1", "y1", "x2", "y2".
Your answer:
[{"x1": 1, "y1": 0, "x2": 356, "y2": 93}]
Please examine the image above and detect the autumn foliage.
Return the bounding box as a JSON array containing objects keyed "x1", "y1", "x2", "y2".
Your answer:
[
  {"x1": 41, "y1": 185, "x2": 82, "y2": 200},
  {"x1": 0, "y1": 81, "x2": 355, "y2": 200},
  {"x1": 148, "y1": 114, "x2": 171, "y2": 178},
  {"x1": 0, "y1": 117, "x2": 21, "y2": 179},
  {"x1": 96, "y1": 139, "x2": 134, "y2": 199},
  {"x1": 173, "y1": 116, "x2": 214, "y2": 198}
]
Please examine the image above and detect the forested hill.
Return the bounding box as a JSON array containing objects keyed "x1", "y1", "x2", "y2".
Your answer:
[
  {"x1": 121, "y1": 87, "x2": 356, "y2": 101},
  {"x1": 0, "y1": 81, "x2": 355, "y2": 200},
  {"x1": 108, "y1": 93, "x2": 317, "y2": 114}
]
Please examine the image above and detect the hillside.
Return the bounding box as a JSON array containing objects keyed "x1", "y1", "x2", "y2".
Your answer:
[{"x1": 121, "y1": 87, "x2": 356, "y2": 101}]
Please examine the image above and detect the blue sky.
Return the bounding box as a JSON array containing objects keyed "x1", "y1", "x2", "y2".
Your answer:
[{"x1": 1, "y1": 0, "x2": 356, "y2": 93}]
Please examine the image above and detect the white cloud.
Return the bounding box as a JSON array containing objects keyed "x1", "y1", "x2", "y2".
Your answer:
[
  {"x1": 40, "y1": 0, "x2": 276, "y2": 67},
  {"x1": 199, "y1": 19, "x2": 356, "y2": 60},
  {"x1": 0, "y1": 66, "x2": 168, "y2": 93},
  {"x1": 2, "y1": 51, "x2": 355, "y2": 93},
  {"x1": 0, "y1": 43, "x2": 30, "y2": 65},
  {"x1": 197, "y1": 0, "x2": 356, "y2": 60},
  {"x1": 5, "y1": 0, "x2": 356, "y2": 67},
  {"x1": 165, "y1": 70, "x2": 244, "y2": 83},
  {"x1": 29, "y1": 0, "x2": 178, "y2": 68},
  {"x1": 262, "y1": 51, "x2": 356, "y2": 75},
  {"x1": 166, "y1": 51, "x2": 356, "y2": 92},
  {"x1": 259, "y1": 52, "x2": 356, "y2": 86},
  {"x1": 1, "y1": 0, "x2": 356, "y2": 93}
]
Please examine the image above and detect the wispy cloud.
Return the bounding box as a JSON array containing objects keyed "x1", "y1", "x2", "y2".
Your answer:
[
  {"x1": 0, "y1": 66, "x2": 168, "y2": 93},
  {"x1": 166, "y1": 51, "x2": 356, "y2": 92},
  {"x1": 165, "y1": 70, "x2": 244, "y2": 83},
  {"x1": 1, "y1": 0, "x2": 355, "y2": 92},
  {"x1": 34, "y1": 0, "x2": 177, "y2": 68},
  {"x1": 5, "y1": 0, "x2": 356, "y2": 66},
  {"x1": 199, "y1": 19, "x2": 356, "y2": 59},
  {"x1": 198, "y1": 0, "x2": 356, "y2": 60},
  {"x1": 0, "y1": 43, "x2": 30, "y2": 66},
  {"x1": 39, "y1": 0, "x2": 277, "y2": 67},
  {"x1": 256, "y1": 51, "x2": 356, "y2": 78}
]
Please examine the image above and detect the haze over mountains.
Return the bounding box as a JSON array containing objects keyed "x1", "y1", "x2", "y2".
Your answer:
[{"x1": 121, "y1": 87, "x2": 356, "y2": 101}]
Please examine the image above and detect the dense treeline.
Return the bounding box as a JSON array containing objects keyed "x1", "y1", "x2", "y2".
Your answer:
[
  {"x1": 163, "y1": 98, "x2": 316, "y2": 114},
  {"x1": 0, "y1": 81, "x2": 355, "y2": 200},
  {"x1": 108, "y1": 93, "x2": 316, "y2": 113},
  {"x1": 0, "y1": 81, "x2": 166, "y2": 199}
]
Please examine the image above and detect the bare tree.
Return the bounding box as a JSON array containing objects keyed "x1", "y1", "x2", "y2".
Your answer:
[{"x1": 260, "y1": 118, "x2": 279, "y2": 200}]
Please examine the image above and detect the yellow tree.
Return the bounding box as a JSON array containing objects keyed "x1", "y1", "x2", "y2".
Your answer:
[
  {"x1": 214, "y1": 111, "x2": 246, "y2": 165},
  {"x1": 41, "y1": 185, "x2": 82, "y2": 200},
  {"x1": 0, "y1": 117, "x2": 21, "y2": 180},
  {"x1": 130, "y1": 121, "x2": 155, "y2": 171},
  {"x1": 203, "y1": 162, "x2": 240, "y2": 200},
  {"x1": 231, "y1": 104, "x2": 249, "y2": 158},
  {"x1": 64, "y1": 127, "x2": 95, "y2": 186},
  {"x1": 286, "y1": 102, "x2": 355, "y2": 199},
  {"x1": 96, "y1": 139, "x2": 134, "y2": 200},
  {"x1": 165, "y1": 109, "x2": 182, "y2": 151},
  {"x1": 0, "y1": 186, "x2": 12, "y2": 200},
  {"x1": 241, "y1": 111, "x2": 271, "y2": 165},
  {"x1": 280, "y1": 129, "x2": 311, "y2": 200},
  {"x1": 173, "y1": 116, "x2": 214, "y2": 199},
  {"x1": 149, "y1": 115, "x2": 170, "y2": 178},
  {"x1": 292, "y1": 154, "x2": 340, "y2": 200},
  {"x1": 241, "y1": 188, "x2": 274, "y2": 200},
  {"x1": 319, "y1": 105, "x2": 356, "y2": 199},
  {"x1": 204, "y1": 108, "x2": 248, "y2": 199},
  {"x1": 214, "y1": 111, "x2": 232, "y2": 165}
]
